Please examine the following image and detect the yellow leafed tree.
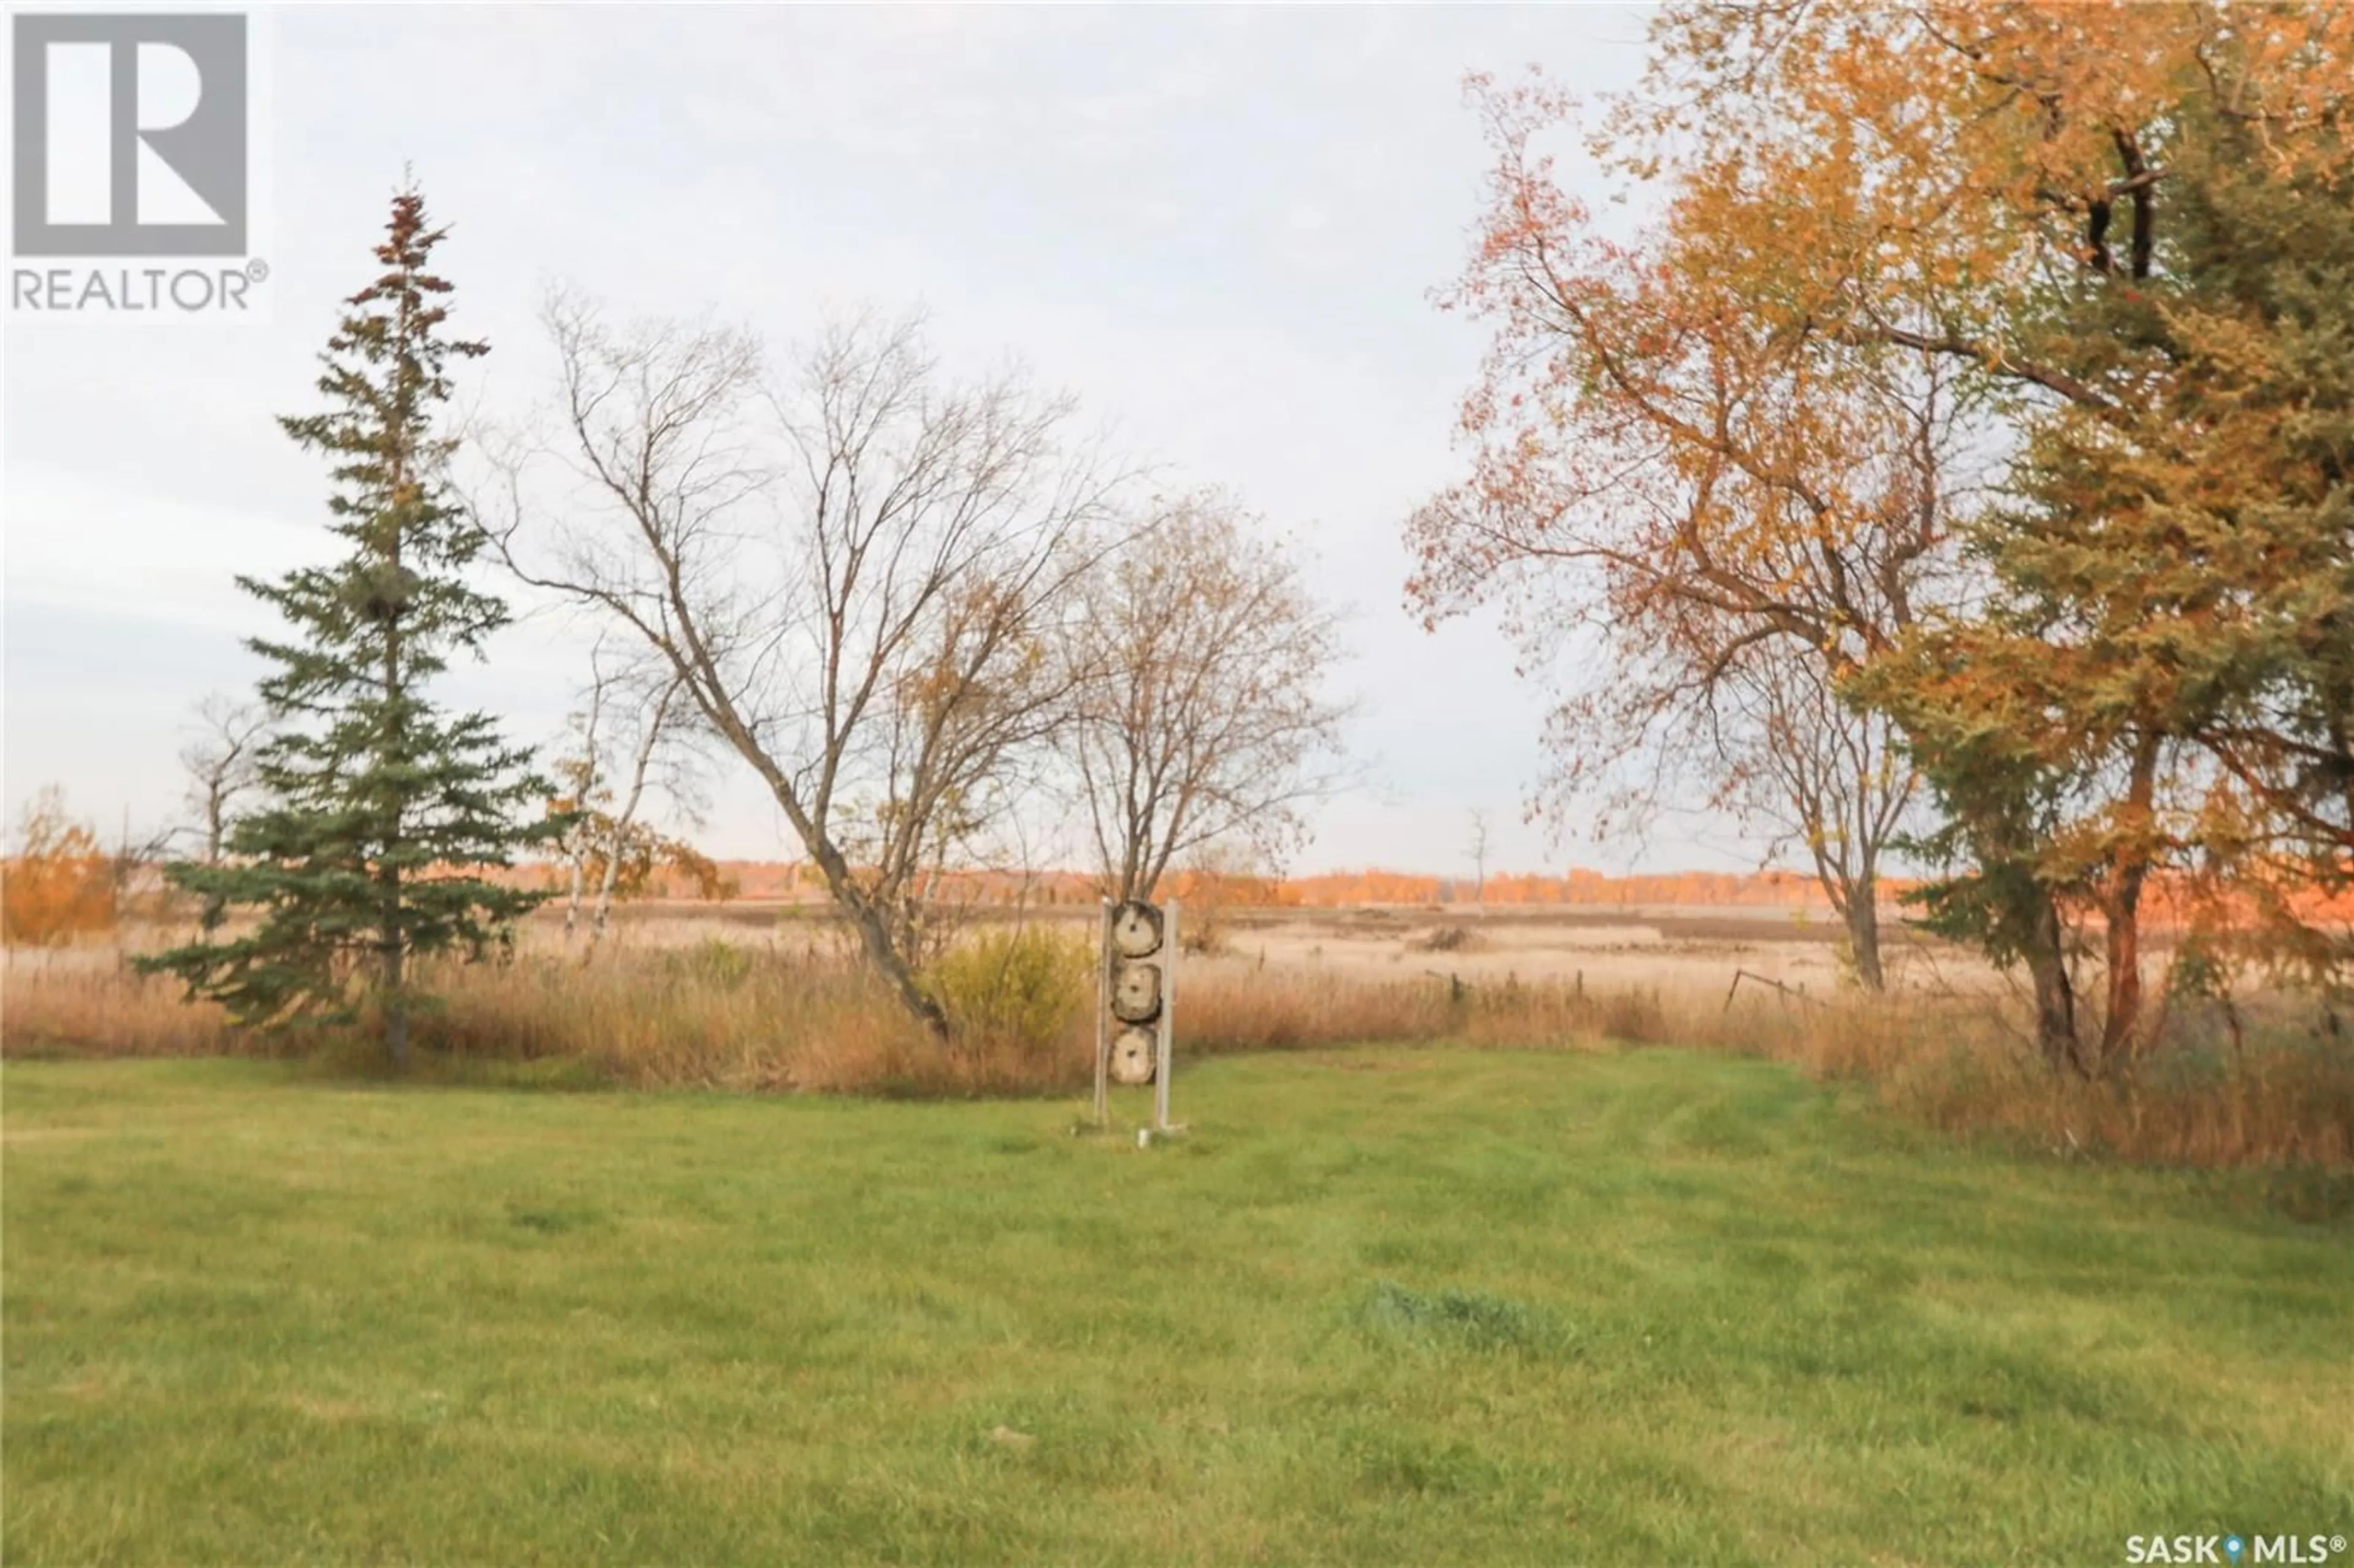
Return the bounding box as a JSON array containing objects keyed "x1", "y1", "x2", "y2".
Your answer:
[{"x1": 3, "y1": 787, "x2": 116, "y2": 947}]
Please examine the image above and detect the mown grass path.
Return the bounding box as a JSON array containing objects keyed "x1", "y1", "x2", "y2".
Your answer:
[{"x1": 4, "y1": 1050, "x2": 2348, "y2": 1565}]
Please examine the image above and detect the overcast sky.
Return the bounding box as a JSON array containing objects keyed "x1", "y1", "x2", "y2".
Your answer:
[{"x1": 4, "y1": 4, "x2": 1779, "y2": 878}]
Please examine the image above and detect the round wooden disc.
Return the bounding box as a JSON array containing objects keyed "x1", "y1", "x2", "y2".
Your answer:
[
  {"x1": 1108, "y1": 1026, "x2": 1156, "y2": 1085},
  {"x1": 1111, "y1": 961, "x2": 1162, "y2": 1023},
  {"x1": 1111, "y1": 900, "x2": 1164, "y2": 957}
]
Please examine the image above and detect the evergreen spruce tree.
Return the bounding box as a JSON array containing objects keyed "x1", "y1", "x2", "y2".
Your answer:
[{"x1": 143, "y1": 186, "x2": 560, "y2": 1063}]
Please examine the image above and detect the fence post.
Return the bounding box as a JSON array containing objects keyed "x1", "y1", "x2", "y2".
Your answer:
[
  {"x1": 1155, "y1": 900, "x2": 1178, "y2": 1132},
  {"x1": 1093, "y1": 898, "x2": 1111, "y2": 1127}
]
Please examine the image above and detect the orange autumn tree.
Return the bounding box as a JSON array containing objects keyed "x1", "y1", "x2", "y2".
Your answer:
[
  {"x1": 2, "y1": 787, "x2": 116, "y2": 947},
  {"x1": 1414, "y1": 2, "x2": 2353, "y2": 1061},
  {"x1": 1407, "y1": 61, "x2": 1973, "y2": 989},
  {"x1": 1629, "y1": 2, "x2": 2354, "y2": 1065}
]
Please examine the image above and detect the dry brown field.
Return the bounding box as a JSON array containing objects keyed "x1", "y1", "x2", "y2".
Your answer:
[{"x1": 565, "y1": 895, "x2": 2005, "y2": 1000}]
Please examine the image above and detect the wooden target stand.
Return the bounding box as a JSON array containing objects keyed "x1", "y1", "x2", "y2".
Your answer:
[{"x1": 1092, "y1": 897, "x2": 1182, "y2": 1136}]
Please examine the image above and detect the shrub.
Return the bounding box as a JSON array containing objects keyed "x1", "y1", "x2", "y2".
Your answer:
[
  {"x1": 1414, "y1": 924, "x2": 1479, "y2": 953},
  {"x1": 923, "y1": 923, "x2": 1091, "y2": 1051}
]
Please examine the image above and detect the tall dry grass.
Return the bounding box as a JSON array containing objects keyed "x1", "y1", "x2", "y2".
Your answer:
[
  {"x1": 1179, "y1": 968, "x2": 1667, "y2": 1056},
  {"x1": 413, "y1": 941, "x2": 1091, "y2": 1097},
  {"x1": 2, "y1": 951, "x2": 245, "y2": 1058},
  {"x1": 5, "y1": 932, "x2": 2347, "y2": 1170},
  {"x1": 1695, "y1": 989, "x2": 2354, "y2": 1170},
  {"x1": 0, "y1": 943, "x2": 1628, "y2": 1093},
  {"x1": 0, "y1": 943, "x2": 1088, "y2": 1098}
]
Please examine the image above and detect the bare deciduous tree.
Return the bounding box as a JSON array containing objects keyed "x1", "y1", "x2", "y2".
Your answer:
[
  {"x1": 1706, "y1": 652, "x2": 1916, "y2": 991},
  {"x1": 1062, "y1": 491, "x2": 1348, "y2": 904},
  {"x1": 1466, "y1": 809, "x2": 1490, "y2": 904},
  {"x1": 180, "y1": 694, "x2": 270, "y2": 866},
  {"x1": 552, "y1": 634, "x2": 703, "y2": 957},
  {"x1": 484, "y1": 294, "x2": 1122, "y2": 1033}
]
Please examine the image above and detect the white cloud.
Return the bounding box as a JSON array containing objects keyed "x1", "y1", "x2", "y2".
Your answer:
[{"x1": 2, "y1": 5, "x2": 1781, "y2": 874}]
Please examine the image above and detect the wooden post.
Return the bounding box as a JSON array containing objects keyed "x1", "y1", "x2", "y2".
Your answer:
[
  {"x1": 1093, "y1": 899, "x2": 1111, "y2": 1127},
  {"x1": 1155, "y1": 899, "x2": 1177, "y2": 1132}
]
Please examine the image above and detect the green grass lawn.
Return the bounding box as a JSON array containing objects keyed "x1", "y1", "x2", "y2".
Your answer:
[{"x1": 4, "y1": 1049, "x2": 2348, "y2": 1567}]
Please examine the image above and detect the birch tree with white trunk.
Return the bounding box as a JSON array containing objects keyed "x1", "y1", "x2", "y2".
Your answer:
[{"x1": 552, "y1": 637, "x2": 701, "y2": 957}]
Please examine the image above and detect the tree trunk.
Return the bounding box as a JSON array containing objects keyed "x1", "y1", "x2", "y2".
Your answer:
[
  {"x1": 563, "y1": 852, "x2": 585, "y2": 951},
  {"x1": 2023, "y1": 894, "x2": 2082, "y2": 1075},
  {"x1": 383, "y1": 915, "x2": 409, "y2": 1067},
  {"x1": 1845, "y1": 891, "x2": 1886, "y2": 992},
  {"x1": 710, "y1": 712, "x2": 953, "y2": 1038},
  {"x1": 2096, "y1": 734, "x2": 2161, "y2": 1073},
  {"x1": 847, "y1": 891, "x2": 948, "y2": 1036},
  {"x1": 379, "y1": 671, "x2": 408, "y2": 1063},
  {"x1": 794, "y1": 826, "x2": 948, "y2": 1037},
  {"x1": 585, "y1": 834, "x2": 624, "y2": 956},
  {"x1": 1808, "y1": 848, "x2": 1887, "y2": 994},
  {"x1": 2098, "y1": 873, "x2": 2147, "y2": 1075},
  {"x1": 381, "y1": 394, "x2": 409, "y2": 1067},
  {"x1": 197, "y1": 786, "x2": 229, "y2": 932}
]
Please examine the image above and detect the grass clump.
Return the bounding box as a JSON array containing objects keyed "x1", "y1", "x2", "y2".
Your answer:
[
  {"x1": 662, "y1": 935, "x2": 756, "y2": 989},
  {"x1": 1360, "y1": 1279, "x2": 1571, "y2": 1358}
]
